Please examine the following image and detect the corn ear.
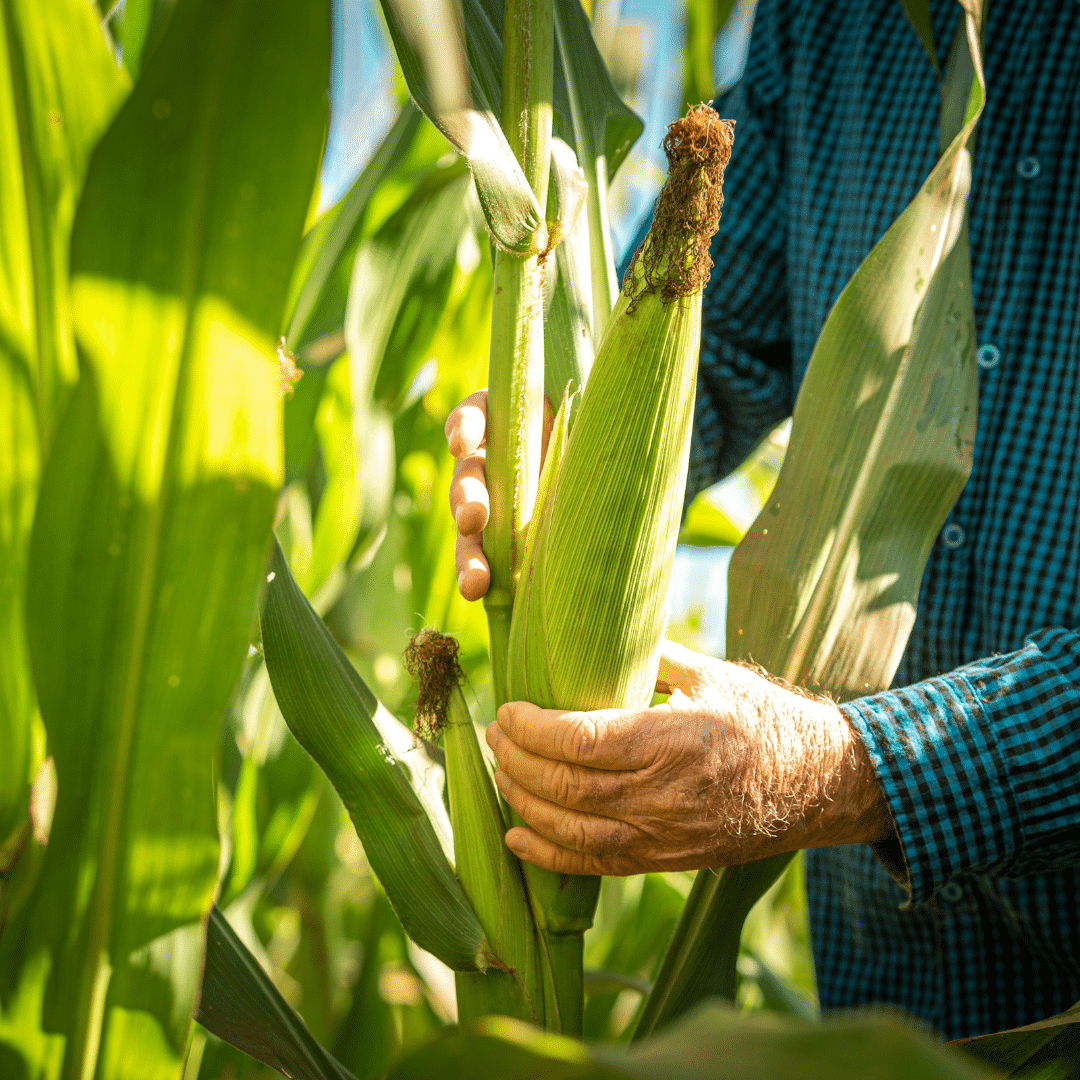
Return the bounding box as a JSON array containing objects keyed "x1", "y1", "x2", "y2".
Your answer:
[
  {"x1": 510, "y1": 106, "x2": 733, "y2": 718},
  {"x1": 405, "y1": 630, "x2": 544, "y2": 1025}
]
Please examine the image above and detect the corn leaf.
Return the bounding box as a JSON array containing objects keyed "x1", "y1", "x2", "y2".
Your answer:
[
  {"x1": 0, "y1": 0, "x2": 124, "y2": 858},
  {"x1": 260, "y1": 539, "x2": 492, "y2": 973},
  {"x1": 726, "y1": 4, "x2": 983, "y2": 698},
  {"x1": 2, "y1": 0, "x2": 329, "y2": 1075},
  {"x1": 898, "y1": 0, "x2": 941, "y2": 76},
  {"x1": 120, "y1": 0, "x2": 175, "y2": 78},
  {"x1": 684, "y1": 0, "x2": 739, "y2": 108},
  {"x1": 197, "y1": 905, "x2": 357, "y2": 1080},
  {"x1": 379, "y1": 0, "x2": 546, "y2": 253},
  {"x1": 552, "y1": 0, "x2": 644, "y2": 331},
  {"x1": 386, "y1": 1003, "x2": 995, "y2": 1080},
  {"x1": 284, "y1": 101, "x2": 424, "y2": 359},
  {"x1": 954, "y1": 1001, "x2": 1080, "y2": 1078},
  {"x1": 289, "y1": 167, "x2": 474, "y2": 600},
  {"x1": 381, "y1": 0, "x2": 637, "y2": 256},
  {"x1": 641, "y1": 0, "x2": 985, "y2": 1040}
]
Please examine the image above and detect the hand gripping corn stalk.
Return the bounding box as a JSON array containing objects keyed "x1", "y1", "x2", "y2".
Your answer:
[{"x1": 425, "y1": 104, "x2": 733, "y2": 1032}]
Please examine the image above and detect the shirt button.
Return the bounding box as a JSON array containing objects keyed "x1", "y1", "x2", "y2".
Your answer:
[
  {"x1": 941, "y1": 881, "x2": 964, "y2": 903},
  {"x1": 942, "y1": 522, "x2": 966, "y2": 549},
  {"x1": 976, "y1": 343, "x2": 1001, "y2": 369},
  {"x1": 1016, "y1": 156, "x2": 1041, "y2": 179}
]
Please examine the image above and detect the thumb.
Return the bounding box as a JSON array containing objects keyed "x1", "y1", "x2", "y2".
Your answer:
[{"x1": 655, "y1": 639, "x2": 717, "y2": 697}]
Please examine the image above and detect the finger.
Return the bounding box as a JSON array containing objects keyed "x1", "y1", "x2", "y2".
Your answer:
[
  {"x1": 655, "y1": 638, "x2": 717, "y2": 696},
  {"x1": 455, "y1": 530, "x2": 490, "y2": 601},
  {"x1": 497, "y1": 701, "x2": 655, "y2": 771},
  {"x1": 487, "y1": 722, "x2": 631, "y2": 812},
  {"x1": 449, "y1": 451, "x2": 488, "y2": 536},
  {"x1": 445, "y1": 389, "x2": 487, "y2": 458},
  {"x1": 502, "y1": 826, "x2": 642, "y2": 877},
  {"x1": 494, "y1": 769, "x2": 634, "y2": 857}
]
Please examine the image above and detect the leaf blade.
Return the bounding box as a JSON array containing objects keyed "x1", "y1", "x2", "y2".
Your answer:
[{"x1": 260, "y1": 539, "x2": 491, "y2": 973}]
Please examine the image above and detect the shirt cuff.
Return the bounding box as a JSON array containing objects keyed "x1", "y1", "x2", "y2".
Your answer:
[{"x1": 839, "y1": 627, "x2": 1080, "y2": 906}]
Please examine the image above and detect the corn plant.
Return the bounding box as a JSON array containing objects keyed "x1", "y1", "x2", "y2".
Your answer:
[{"x1": 4, "y1": 0, "x2": 1080, "y2": 1076}]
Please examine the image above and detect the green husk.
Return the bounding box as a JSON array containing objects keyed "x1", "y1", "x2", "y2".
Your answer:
[{"x1": 405, "y1": 630, "x2": 543, "y2": 1025}]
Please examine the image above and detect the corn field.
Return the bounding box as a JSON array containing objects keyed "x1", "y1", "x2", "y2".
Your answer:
[{"x1": 1, "y1": 0, "x2": 1077, "y2": 1077}]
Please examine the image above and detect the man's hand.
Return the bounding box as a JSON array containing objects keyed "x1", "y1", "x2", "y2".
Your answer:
[
  {"x1": 486, "y1": 640, "x2": 895, "y2": 876},
  {"x1": 445, "y1": 389, "x2": 554, "y2": 601}
]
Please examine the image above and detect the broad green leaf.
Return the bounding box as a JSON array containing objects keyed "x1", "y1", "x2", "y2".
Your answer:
[
  {"x1": 5, "y1": 0, "x2": 330, "y2": 1075},
  {"x1": 387, "y1": 1003, "x2": 995, "y2": 1080},
  {"x1": 379, "y1": 0, "x2": 546, "y2": 253},
  {"x1": 684, "y1": 0, "x2": 739, "y2": 108},
  {"x1": 644, "y1": 0, "x2": 985, "y2": 1039},
  {"x1": 284, "y1": 101, "x2": 425, "y2": 358},
  {"x1": 0, "y1": 0, "x2": 124, "y2": 855},
  {"x1": 197, "y1": 905, "x2": 356, "y2": 1080},
  {"x1": 552, "y1": 0, "x2": 645, "y2": 334},
  {"x1": 260, "y1": 539, "x2": 492, "y2": 973},
  {"x1": 727, "y1": 5, "x2": 983, "y2": 698},
  {"x1": 954, "y1": 1001, "x2": 1080, "y2": 1078},
  {"x1": 121, "y1": 0, "x2": 176, "y2": 79}
]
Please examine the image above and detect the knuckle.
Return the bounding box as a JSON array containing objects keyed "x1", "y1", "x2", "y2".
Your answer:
[{"x1": 562, "y1": 713, "x2": 598, "y2": 762}]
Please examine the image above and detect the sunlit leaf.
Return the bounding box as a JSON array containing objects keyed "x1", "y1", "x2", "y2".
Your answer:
[
  {"x1": 379, "y1": 0, "x2": 546, "y2": 253},
  {"x1": 0, "y1": 0, "x2": 125, "y2": 859},
  {"x1": 4, "y1": 0, "x2": 329, "y2": 1075}
]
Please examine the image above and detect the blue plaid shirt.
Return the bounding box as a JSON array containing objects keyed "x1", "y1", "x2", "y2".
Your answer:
[{"x1": 668, "y1": 0, "x2": 1080, "y2": 1041}]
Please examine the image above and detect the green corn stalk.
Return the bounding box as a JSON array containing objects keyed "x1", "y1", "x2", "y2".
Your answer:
[
  {"x1": 506, "y1": 106, "x2": 735, "y2": 1035},
  {"x1": 482, "y1": 0, "x2": 554, "y2": 706}
]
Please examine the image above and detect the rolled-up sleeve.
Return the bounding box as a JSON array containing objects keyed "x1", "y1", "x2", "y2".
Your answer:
[{"x1": 841, "y1": 627, "x2": 1080, "y2": 906}]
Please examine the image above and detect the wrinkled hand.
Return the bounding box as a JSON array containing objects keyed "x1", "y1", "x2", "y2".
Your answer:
[
  {"x1": 486, "y1": 640, "x2": 894, "y2": 876},
  {"x1": 445, "y1": 389, "x2": 554, "y2": 601}
]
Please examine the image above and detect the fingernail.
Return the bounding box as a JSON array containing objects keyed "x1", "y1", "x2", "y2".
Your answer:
[
  {"x1": 496, "y1": 703, "x2": 510, "y2": 726},
  {"x1": 493, "y1": 769, "x2": 509, "y2": 795},
  {"x1": 507, "y1": 833, "x2": 528, "y2": 857},
  {"x1": 457, "y1": 570, "x2": 466, "y2": 592}
]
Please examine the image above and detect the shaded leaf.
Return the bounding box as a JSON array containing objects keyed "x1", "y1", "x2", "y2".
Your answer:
[
  {"x1": 387, "y1": 1002, "x2": 995, "y2": 1080},
  {"x1": 260, "y1": 539, "x2": 491, "y2": 973},
  {"x1": 898, "y1": 0, "x2": 942, "y2": 76},
  {"x1": 7, "y1": 0, "x2": 330, "y2": 1075},
  {"x1": 197, "y1": 905, "x2": 356, "y2": 1080},
  {"x1": 954, "y1": 1001, "x2": 1080, "y2": 1078}
]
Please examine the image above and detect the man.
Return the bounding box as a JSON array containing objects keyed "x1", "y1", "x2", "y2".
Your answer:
[{"x1": 445, "y1": 0, "x2": 1080, "y2": 1039}]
